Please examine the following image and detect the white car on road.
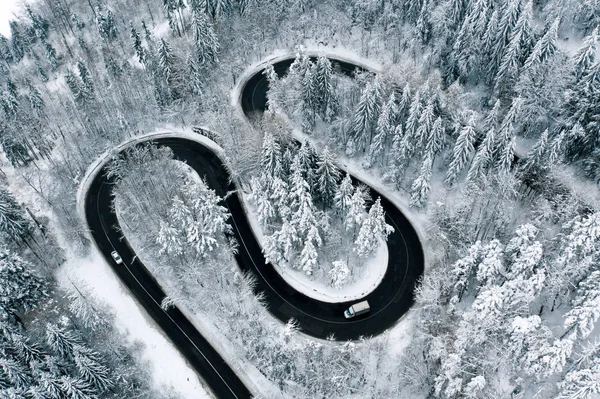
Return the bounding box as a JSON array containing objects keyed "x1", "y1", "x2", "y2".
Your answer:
[{"x1": 111, "y1": 251, "x2": 123, "y2": 264}]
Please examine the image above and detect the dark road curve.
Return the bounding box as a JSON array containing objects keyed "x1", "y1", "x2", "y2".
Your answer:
[{"x1": 84, "y1": 55, "x2": 424, "y2": 399}]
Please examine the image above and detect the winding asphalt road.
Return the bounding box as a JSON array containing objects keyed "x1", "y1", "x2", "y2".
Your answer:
[{"x1": 83, "y1": 56, "x2": 424, "y2": 398}]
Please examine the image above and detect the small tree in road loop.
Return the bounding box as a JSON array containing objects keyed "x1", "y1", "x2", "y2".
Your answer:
[{"x1": 354, "y1": 197, "x2": 393, "y2": 258}]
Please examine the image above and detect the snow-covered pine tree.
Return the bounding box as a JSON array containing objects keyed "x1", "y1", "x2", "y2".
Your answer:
[
  {"x1": 300, "y1": 63, "x2": 317, "y2": 130},
  {"x1": 493, "y1": 97, "x2": 522, "y2": 170},
  {"x1": 299, "y1": 239, "x2": 318, "y2": 275},
  {"x1": 9, "y1": 21, "x2": 25, "y2": 62},
  {"x1": 426, "y1": 116, "x2": 446, "y2": 158},
  {"x1": 334, "y1": 173, "x2": 354, "y2": 215},
  {"x1": 184, "y1": 182, "x2": 232, "y2": 256},
  {"x1": 573, "y1": 25, "x2": 599, "y2": 81},
  {"x1": 44, "y1": 42, "x2": 58, "y2": 70},
  {"x1": 0, "y1": 247, "x2": 47, "y2": 320},
  {"x1": 352, "y1": 77, "x2": 382, "y2": 153},
  {"x1": 76, "y1": 60, "x2": 94, "y2": 97},
  {"x1": 369, "y1": 197, "x2": 394, "y2": 239},
  {"x1": 523, "y1": 17, "x2": 560, "y2": 70},
  {"x1": 313, "y1": 54, "x2": 337, "y2": 122},
  {"x1": 130, "y1": 22, "x2": 145, "y2": 65},
  {"x1": 494, "y1": 0, "x2": 534, "y2": 96},
  {"x1": 299, "y1": 225, "x2": 322, "y2": 275},
  {"x1": 345, "y1": 185, "x2": 368, "y2": 236},
  {"x1": 157, "y1": 38, "x2": 176, "y2": 88},
  {"x1": 397, "y1": 82, "x2": 412, "y2": 122},
  {"x1": 563, "y1": 270, "x2": 600, "y2": 341},
  {"x1": 74, "y1": 350, "x2": 114, "y2": 392},
  {"x1": 354, "y1": 209, "x2": 376, "y2": 257},
  {"x1": 288, "y1": 154, "x2": 318, "y2": 242},
  {"x1": 192, "y1": 10, "x2": 219, "y2": 65},
  {"x1": 260, "y1": 132, "x2": 282, "y2": 179},
  {"x1": 187, "y1": 55, "x2": 203, "y2": 97},
  {"x1": 315, "y1": 147, "x2": 341, "y2": 207},
  {"x1": 0, "y1": 188, "x2": 31, "y2": 242},
  {"x1": 557, "y1": 345, "x2": 600, "y2": 398},
  {"x1": 45, "y1": 323, "x2": 82, "y2": 360},
  {"x1": 329, "y1": 260, "x2": 350, "y2": 288},
  {"x1": 296, "y1": 141, "x2": 318, "y2": 190},
  {"x1": 445, "y1": 115, "x2": 477, "y2": 186},
  {"x1": 466, "y1": 128, "x2": 495, "y2": 184},
  {"x1": 410, "y1": 153, "x2": 433, "y2": 208},
  {"x1": 404, "y1": 90, "x2": 422, "y2": 142},
  {"x1": 96, "y1": 7, "x2": 118, "y2": 42},
  {"x1": 522, "y1": 128, "x2": 549, "y2": 174},
  {"x1": 481, "y1": 9, "x2": 501, "y2": 83},
  {"x1": 367, "y1": 92, "x2": 397, "y2": 167},
  {"x1": 415, "y1": 98, "x2": 436, "y2": 155}
]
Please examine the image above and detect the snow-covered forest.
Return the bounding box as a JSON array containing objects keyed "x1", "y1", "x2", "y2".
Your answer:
[{"x1": 1, "y1": 0, "x2": 600, "y2": 397}]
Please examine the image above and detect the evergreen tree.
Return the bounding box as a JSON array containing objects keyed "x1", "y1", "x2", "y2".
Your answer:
[
  {"x1": 481, "y1": 9, "x2": 501, "y2": 82},
  {"x1": 74, "y1": 351, "x2": 114, "y2": 392},
  {"x1": 352, "y1": 78, "x2": 382, "y2": 152},
  {"x1": 157, "y1": 38, "x2": 180, "y2": 100},
  {"x1": 44, "y1": 42, "x2": 58, "y2": 70},
  {"x1": 523, "y1": 17, "x2": 560, "y2": 70},
  {"x1": 446, "y1": 115, "x2": 477, "y2": 186},
  {"x1": 0, "y1": 248, "x2": 47, "y2": 319},
  {"x1": 315, "y1": 147, "x2": 340, "y2": 207},
  {"x1": 410, "y1": 153, "x2": 433, "y2": 208},
  {"x1": 564, "y1": 270, "x2": 600, "y2": 341},
  {"x1": 191, "y1": 11, "x2": 219, "y2": 65},
  {"x1": 522, "y1": 128, "x2": 549, "y2": 174},
  {"x1": 187, "y1": 55, "x2": 203, "y2": 97},
  {"x1": 573, "y1": 26, "x2": 599, "y2": 81},
  {"x1": 397, "y1": 83, "x2": 411, "y2": 122},
  {"x1": 96, "y1": 8, "x2": 118, "y2": 42},
  {"x1": 313, "y1": 54, "x2": 337, "y2": 122},
  {"x1": 334, "y1": 173, "x2": 354, "y2": 215},
  {"x1": 0, "y1": 188, "x2": 31, "y2": 242},
  {"x1": 345, "y1": 185, "x2": 368, "y2": 235},
  {"x1": 25, "y1": 5, "x2": 48, "y2": 41},
  {"x1": 466, "y1": 128, "x2": 495, "y2": 184},
  {"x1": 260, "y1": 132, "x2": 282, "y2": 178},
  {"x1": 45, "y1": 324, "x2": 82, "y2": 360},
  {"x1": 130, "y1": 22, "x2": 145, "y2": 65},
  {"x1": 76, "y1": 60, "x2": 94, "y2": 97},
  {"x1": 9, "y1": 22, "x2": 25, "y2": 62},
  {"x1": 0, "y1": 34, "x2": 13, "y2": 64},
  {"x1": 426, "y1": 116, "x2": 446, "y2": 157},
  {"x1": 404, "y1": 90, "x2": 422, "y2": 141},
  {"x1": 299, "y1": 226, "x2": 321, "y2": 275},
  {"x1": 329, "y1": 260, "x2": 350, "y2": 288},
  {"x1": 289, "y1": 155, "x2": 318, "y2": 241},
  {"x1": 296, "y1": 141, "x2": 318, "y2": 189},
  {"x1": 367, "y1": 93, "x2": 397, "y2": 167},
  {"x1": 494, "y1": 0, "x2": 534, "y2": 95},
  {"x1": 0, "y1": 357, "x2": 31, "y2": 389},
  {"x1": 415, "y1": 98, "x2": 436, "y2": 154}
]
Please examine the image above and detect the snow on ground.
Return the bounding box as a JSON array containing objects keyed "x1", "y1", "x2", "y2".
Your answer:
[
  {"x1": 241, "y1": 191, "x2": 389, "y2": 303},
  {"x1": 55, "y1": 252, "x2": 212, "y2": 399}
]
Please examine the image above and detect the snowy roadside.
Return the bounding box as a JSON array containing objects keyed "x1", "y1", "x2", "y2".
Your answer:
[
  {"x1": 54, "y1": 252, "x2": 212, "y2": 399},
  {"x1": 1, "y1": 143, "x2": 213, "y2": 399}
]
